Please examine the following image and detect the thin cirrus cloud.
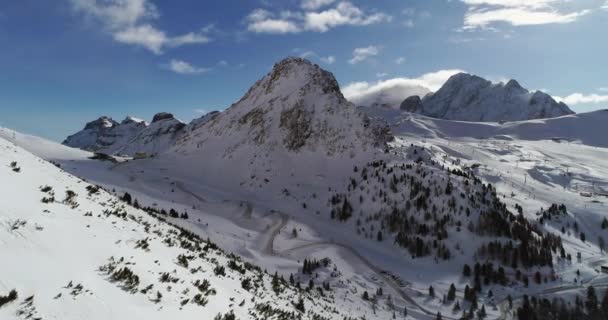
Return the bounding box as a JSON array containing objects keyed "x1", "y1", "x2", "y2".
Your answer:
[
  {"x1": 348, "y1": 45, "x2": 380, "y2": 64},
  {"x1": 167, "y1": 59, "x2": 209, "y2": 75},
  {"x1": 296, "y1": 50, "x2": 336, "y2": 64},
  {"x1": 70, "y1": 0, "x2": 211, "y2": 54},
  {"x1": 460, "y1": 0, "x2": 593, "y2": 29},
  {"x1": 342, "y1": 69, "x2": 465, "y2": 108},
  {"x1": 246, "y1": 1, "x2": 391, "y2": 34}
]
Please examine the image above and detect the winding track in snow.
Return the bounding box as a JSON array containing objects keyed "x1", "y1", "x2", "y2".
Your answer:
[
  {"x1": 261, "y1": 211, "x2": 289, "y2": 255},
  {"x1": 174, "y1": 181, "x2": 208, "y2": 203},
  {"x1": 280, "y1": 241, "x2": 448, "y2": 319}
]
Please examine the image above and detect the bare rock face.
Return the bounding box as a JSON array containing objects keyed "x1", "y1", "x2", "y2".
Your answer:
[
  {"x1": 280, "y1": 103, "x2": 313, "y2": 151},
  {"x1": 400, "y1": 96, "x2": 422, "y2": 112},
  {"x1": 152, "y1": 112, "x2": 175, "y2": 123},
  {"x1": 63, "y1": 117, "x2": 119, "y2": 151},
  {"x1": 83, "y1": 116, "x2": 118, "y2": 131}
]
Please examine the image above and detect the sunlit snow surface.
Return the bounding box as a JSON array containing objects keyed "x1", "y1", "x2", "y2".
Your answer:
[{"x1": 2, "y1": 109, "x2": 608, "y2": 319}]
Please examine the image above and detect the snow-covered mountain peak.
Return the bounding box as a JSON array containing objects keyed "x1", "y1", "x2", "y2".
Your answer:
[
  {"x1": 64, "y1": 112, "x2": 186, "y2": 156},
  {"x1": 121, "y1": 116, "x2": 146, "y2": 125},
  {"x1": 83, "y1": 116, "x2": 118, "y2": 130},
  {"x1": 176, "y1": 57, "x2": 390, "y2": 158},
  {"x1": 237, "y1": 57, "x2": 345, "y2": 109},
  {"x1": 444, "y1": 72, "x2": 488, "y2": 87},
  {"x1": 404, "y1": 72, "x2": 574, "y2": 122}
]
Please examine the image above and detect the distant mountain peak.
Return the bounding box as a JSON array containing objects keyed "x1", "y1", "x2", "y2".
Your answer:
[
  {"x1": 121, "y1": 116, "x2": 146, "y2": 125},
  {"x1": 401, "y1": 72, "x2": 574, "y2": 122},
  {"x1": 152, "y1": 112, "x2": 175, "y2": 123},
  {"x1": 84, "y1": 116, "x2": 117, "y2": 130},
  {"x1": 505, "y1": 79, "x2": 523, "y2": 90}
]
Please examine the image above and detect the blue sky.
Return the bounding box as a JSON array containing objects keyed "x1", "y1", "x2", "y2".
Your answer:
[{"x1": 1, "y1": 0, "x2": 607, "y2": 141}]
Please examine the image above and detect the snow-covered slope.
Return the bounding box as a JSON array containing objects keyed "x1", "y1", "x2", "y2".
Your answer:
[
  {"x1": 0, "y1": 134, "x2": 385, "y2": 320},
  {"x1": 363, "y1": 109, "x2": 608, "y2": 148},
  {"x1": 402, "y1": 73, "x2": 574, "y2": 122}
]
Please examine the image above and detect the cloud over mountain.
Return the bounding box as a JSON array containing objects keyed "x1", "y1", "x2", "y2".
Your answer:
[{"x1": 343, "y1": 69, "x2": 464, "y2": 108}]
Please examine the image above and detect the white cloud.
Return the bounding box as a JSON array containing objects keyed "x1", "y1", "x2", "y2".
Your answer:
[
  {"x1": 168, "y1": 59, "x2": 209, "y2": 75},
  {"x1": 603, "y1": 1, "x2": 608, "y2": 10},
  {"x1": 395, "y1": 57, "x2": 406, "y2": 65},
  {"x1": 246, "y1": 2, "x2": 390, "y2": 34},
  {"x1": 320, "y1": 55, "x2": 336, "y2": 64},
  {"x1": 554, "y1": 93, "x2": 608, "y2": 105},
  {"x1": 112, "y1": 25, "x2": 209, "y2": 54},
  {"x1": 246, "y1": 9, "x2": 301, "y2": 34},
  {"x1": 348, "y1": 45, "x2": 380, "y2": 64},
  {"x1": 301, "y1": 0, "x2": 336, "y2": 10},
  {"x1": 598, "y1": 87, "x2": 608, "y2": 92},
  {"x1": 71, "y1": 0, "x2": 211, "y2": 54},
  {"x1": 459, "y1": 0, "x2": 592, "y2": 29},
  {"x1": 376, "y1": 72, "x2": 388, "y2": 78},
  {"x1": 342, "y1": 69, "x2": 464, "y2": 108},
  {"x1": 304, "y1": 2, "x2": 392, "y2": 32}
]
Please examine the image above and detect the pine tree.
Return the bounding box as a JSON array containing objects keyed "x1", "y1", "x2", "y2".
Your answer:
[
  {"x1": 272, "y1": 272, "x2": 281, "y2": 293},
  {"x1": 429, "y1": 285, "x2": 435, "y2": 298},
  {"x1": 121, "y1": 192, "x2": 132, "y2": 205},
  {"x1": 447, "y1": 283, "x2": 456, "y2": 301},
  {"x1": 601, "y1": 288, "x2": 608, "y2": 316},
  {"x1": 294, "y1": 297, "x2": 305, "y2": 313},
  {"x1": 478, "y1": 304, "x2": 486, "y2": 319},
  {"x1": 586, "y1": 285, "x2": 598, "y2": 312},
  {"x1": 362, "y1": 291, "x2": 369, "y2": 301}
]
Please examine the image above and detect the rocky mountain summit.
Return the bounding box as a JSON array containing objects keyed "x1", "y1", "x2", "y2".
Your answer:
[
  {"x1": 402, "y1": 73, "x2": 574, "y2": 122},
  {"x1": 63, "y1": 113, "x2": 186, "y2": 156},
  {"x1": 175, "y1": 57, "x2": 391, "y2": 157}
]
